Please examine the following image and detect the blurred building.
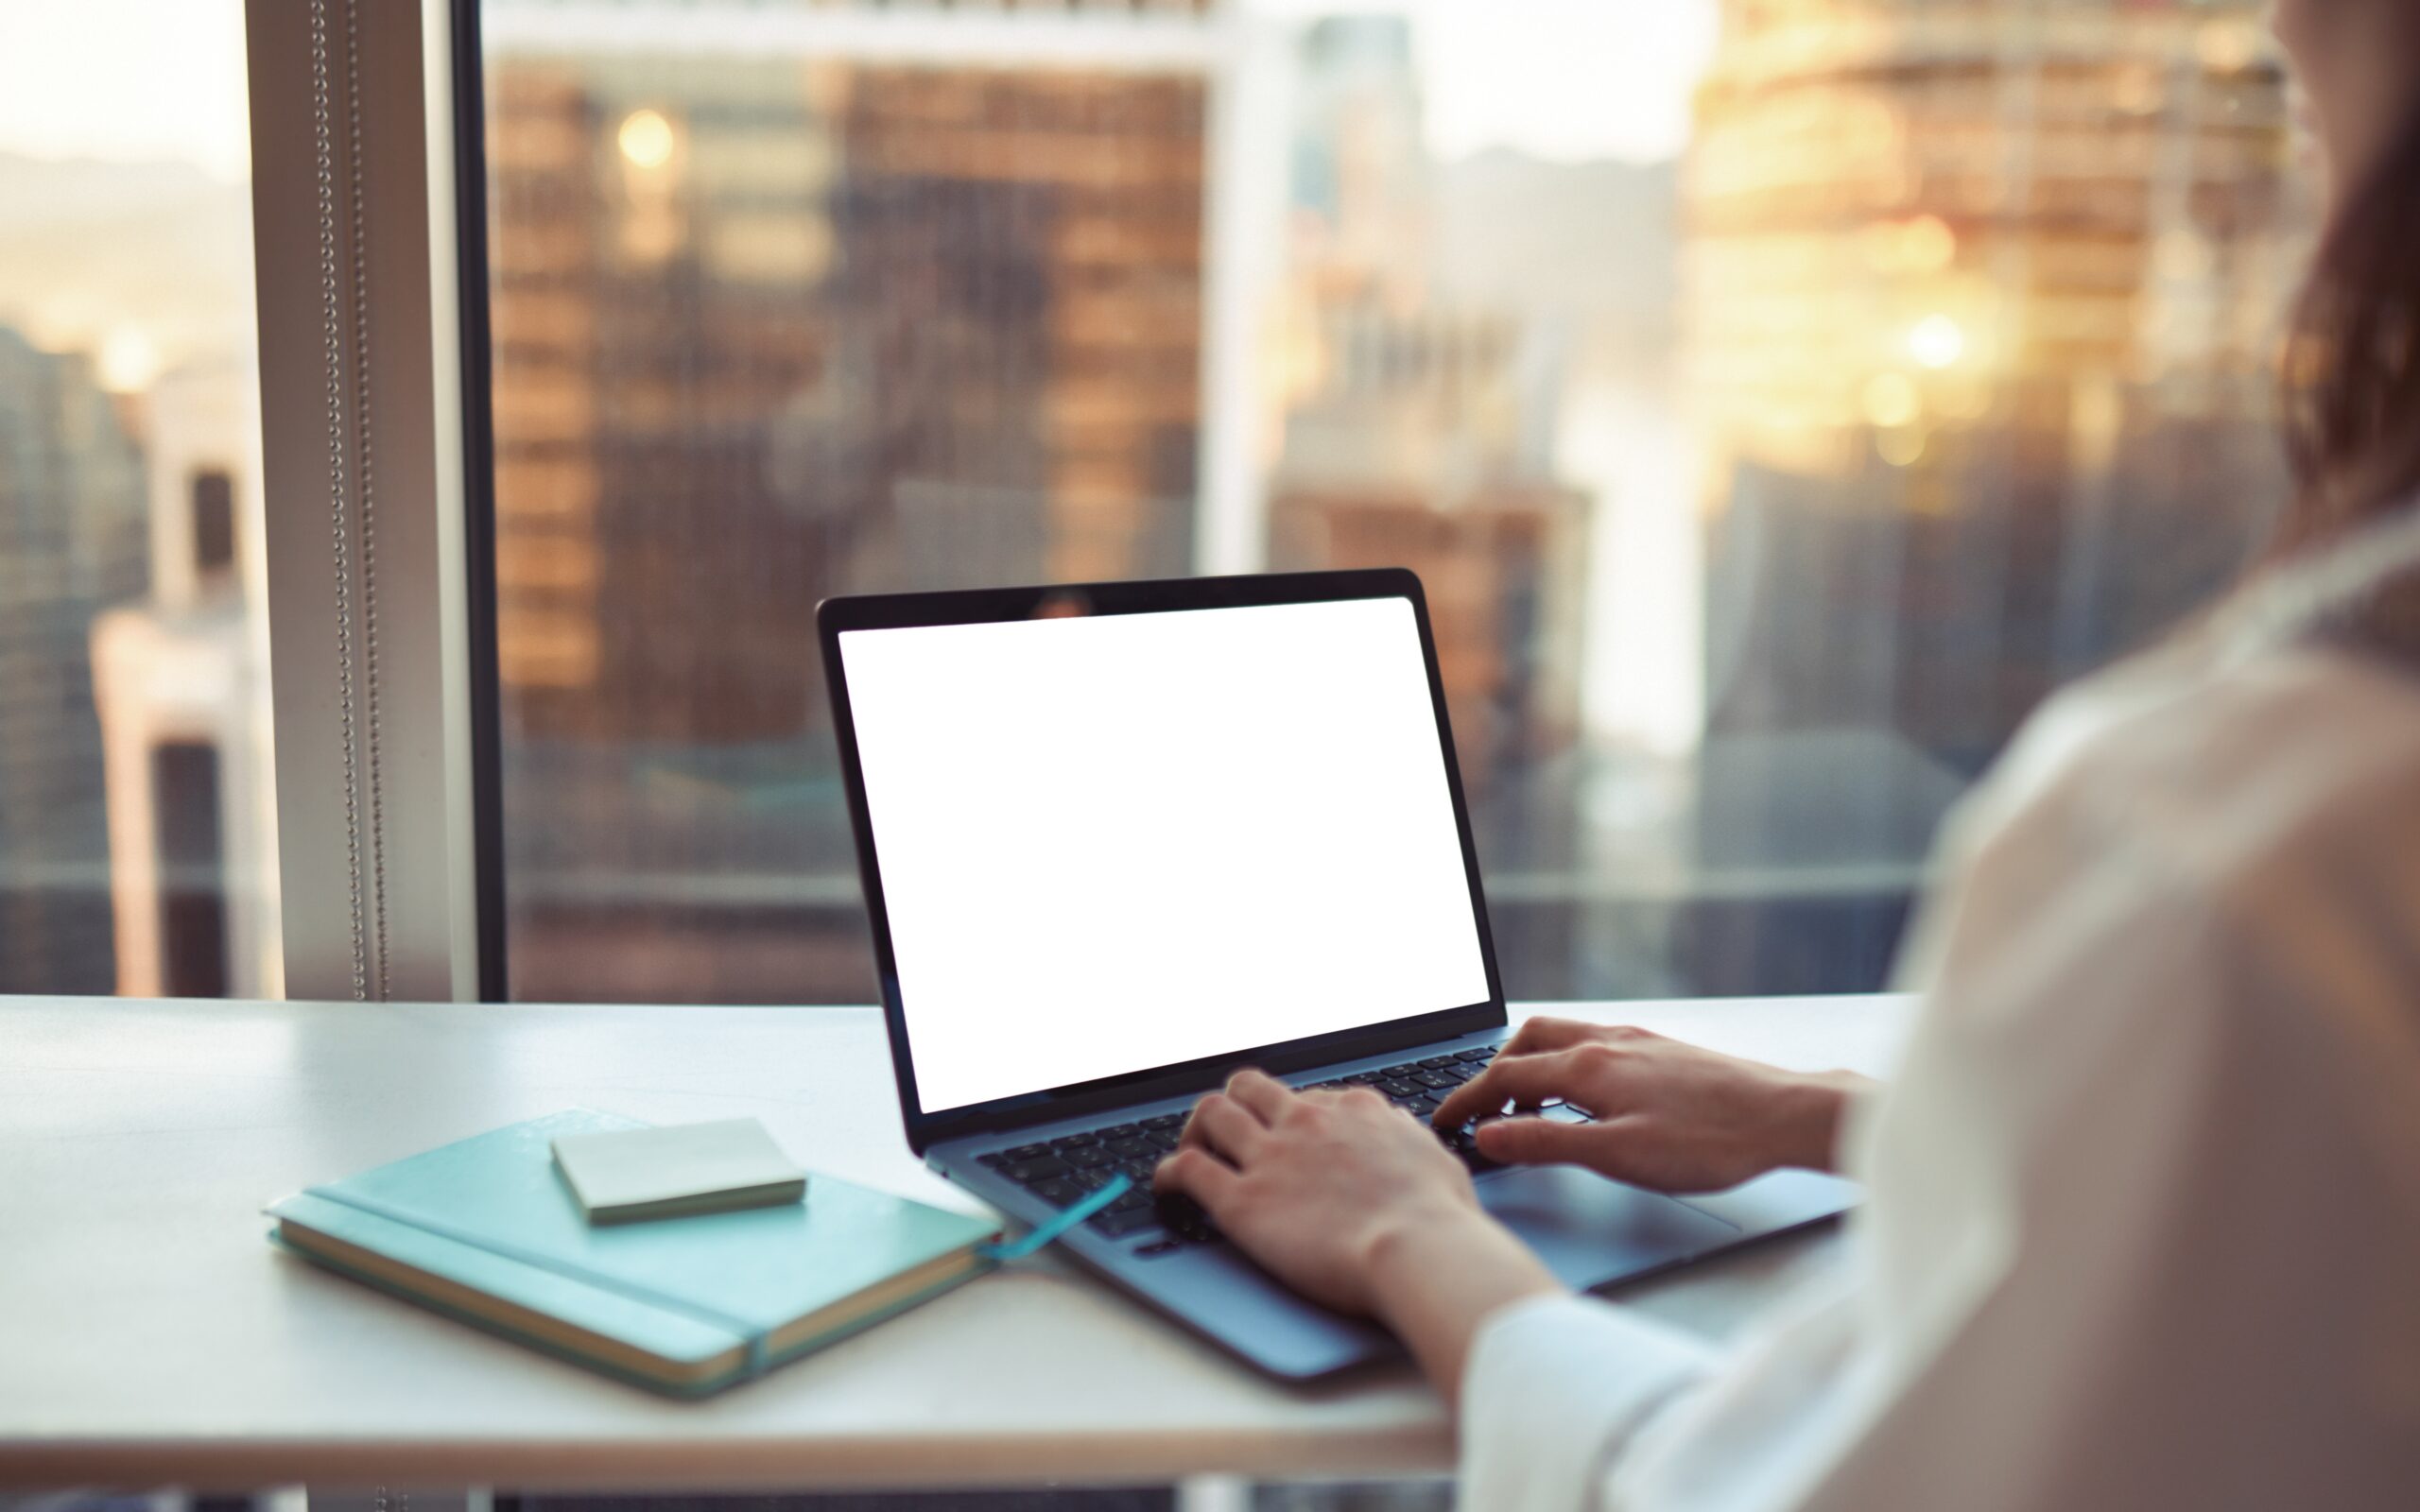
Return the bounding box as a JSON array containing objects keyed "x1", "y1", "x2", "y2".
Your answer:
[
  {"x1": 1269, "y1": 319, "x2": 1590, "y2": 794},
  {"x1": 821, "y1": 64, "x2": 1204, "y2": 590},
  {"x1": 486, "y1": 60, "x2": 831, "y2": 746},
  {"x1": 1271, "y1": 15, "x2": 1592, "y2": 793},
  {"x1": 90, "y1": 358, "x2": 281, "y2": 998},
  {"x1": 1267, "y1": 15, "x2": 1601, "y2": 995},
  {"x1": 0, "y1": 327, "x2": 147, "y2": 994},
  {"x1": 482, "y1": 6, "x2": 1217, "y2": 1000},
  {"x1": 1681, "y1": 0, "x2": 2301, "y2": 990}
]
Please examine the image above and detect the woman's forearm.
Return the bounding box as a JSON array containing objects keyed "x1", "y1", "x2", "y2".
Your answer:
[{"x1": 1363, "y1": 1210, "x2": 1566, "y2": 1403}]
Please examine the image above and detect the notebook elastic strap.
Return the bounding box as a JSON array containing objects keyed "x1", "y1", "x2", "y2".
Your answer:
[
  {"x1": 300, "y1": 1186, "x2": 786, "y2": 1376},
  {"x1": 298, "y1": 1174, "x2": 1134, "y2": 1380},
  {"x1": 977, "y1": 1175, "x2": 1132, "y2": 1261}
]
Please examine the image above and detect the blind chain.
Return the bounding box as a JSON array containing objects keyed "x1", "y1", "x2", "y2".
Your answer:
[
  {"x1": 341, "y1": 0, "x2": 390, "y2": 1002},
  {"x1": 310, "y1": 0, "x2": 385, "y2": 1001}
]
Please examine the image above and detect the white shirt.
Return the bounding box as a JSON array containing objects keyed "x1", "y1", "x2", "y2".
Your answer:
[{"x1": 1459, "y1": 510, "x2": 2420, "y2": 1511}]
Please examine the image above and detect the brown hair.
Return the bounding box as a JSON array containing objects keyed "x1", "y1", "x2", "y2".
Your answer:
[{"x1": 2277, "y1": 106, "x2": 2420, "y2": 551}]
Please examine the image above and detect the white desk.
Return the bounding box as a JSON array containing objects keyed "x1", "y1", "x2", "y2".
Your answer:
[{"x1": 0, "y1": 995, "x2": 1909, "y2": 1491}]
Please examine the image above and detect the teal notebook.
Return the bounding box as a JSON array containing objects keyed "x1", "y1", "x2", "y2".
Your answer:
[{"x1": 267, "y1": 1109, "x2": 1002, "y2": 1397}]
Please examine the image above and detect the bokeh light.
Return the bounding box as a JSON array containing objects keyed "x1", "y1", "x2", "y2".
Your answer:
[
  {"x1": 1908, "y1": 314, "x2": 1965, "y2": 369},
  {"x1": 617, "y1": 108, "x2": 676, "y2": 170}
]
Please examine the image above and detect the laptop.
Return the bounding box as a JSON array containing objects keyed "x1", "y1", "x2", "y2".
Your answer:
[{"x1": 818, "y1": 568, "x2": 1856, "y2": 1379}]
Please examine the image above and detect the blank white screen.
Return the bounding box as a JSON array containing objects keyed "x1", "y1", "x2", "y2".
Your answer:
[{"x1": 839, "y1": 596, "x2": 1493, "y2": 1113}]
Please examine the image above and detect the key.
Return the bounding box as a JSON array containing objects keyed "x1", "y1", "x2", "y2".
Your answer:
[
  {"x1": 1004, "y1": 1143, "x2": 1049, "y2": 1161},
  {"x1": 1154, "y1": 1194, "x2": 1216, "y2": 1240},
  {"x1": 1005, "y1": 1156, "x2": 1069, "y2": 1183},
  {"x1": 1090, "y1": 1207, "x2": 1161, "y2": 1238}
]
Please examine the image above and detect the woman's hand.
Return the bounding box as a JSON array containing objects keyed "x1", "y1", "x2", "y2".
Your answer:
[
  {"x1": 1430, "y1": 1019, "x2": 1873, "y2": 1194},
  {"x1": 1155, "y1": 1069, "x2": 1564, "y2": 1397}
]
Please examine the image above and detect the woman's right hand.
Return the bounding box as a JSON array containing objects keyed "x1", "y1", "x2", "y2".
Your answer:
[{"x1": 1429, "y1": 1018, "x2": 1874, "y2": 1194}]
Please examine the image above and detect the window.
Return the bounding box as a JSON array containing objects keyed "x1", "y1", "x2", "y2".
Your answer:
[
  {"x1": 0, "y1": 0, "x2": 278, "y2": 998},
  {"x1": 475, "y1": 0, "x2": 2307, "y2": 1005}
]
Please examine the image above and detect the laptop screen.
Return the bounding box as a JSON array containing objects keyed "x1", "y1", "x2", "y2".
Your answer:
[{"x1": 837, "y1": 594, "x2": 1493, "y2": 1114}]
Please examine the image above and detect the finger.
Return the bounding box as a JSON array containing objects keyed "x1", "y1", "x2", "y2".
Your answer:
[
  {"x1": 1222, "y1": 1066, "x2": 1295, "y2": 1123},
  {"x1": 1501, "y1": 1017, "x2": 1603, "y2": 1057},
  {"x1": 1472, "y1": 1113, "x2": 1606, "y2": 1167},
  {"x1": 1432, "y1": 1048, "x2": 1591, "y2": 1128},
  {"x1": 1175, "y1": 1090, "x2": 1238, "y2": 1150},
  {"x1": 1184, "y1": 1091, "x2": 1271, "y2": 1163},
  {"x1": 1153, "y1": 1146, "x2": 1242, "y2": 1209}
]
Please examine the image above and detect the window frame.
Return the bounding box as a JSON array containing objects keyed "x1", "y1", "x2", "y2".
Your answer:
[
  {"x1": 247, "y1": 0, "x2": 1287, "y2": 1004},
  {"x1": 247, "y1": 0, "x2": 494, "y2": 1000}
]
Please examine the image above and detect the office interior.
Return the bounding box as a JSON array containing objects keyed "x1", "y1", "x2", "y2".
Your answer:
[{"x1": 4, "y1": 2, "x2": 2380, "y2": 1511}]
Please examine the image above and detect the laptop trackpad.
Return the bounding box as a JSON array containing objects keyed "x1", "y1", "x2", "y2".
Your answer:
[{"x1": 1478, "y1": 1164, "x2": 1742, "y2": 1290}]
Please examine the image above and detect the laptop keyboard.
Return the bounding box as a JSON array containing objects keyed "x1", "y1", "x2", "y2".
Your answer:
[{"x1": 976, "y1": 1044, "x2": 1530, "y2": 1252}]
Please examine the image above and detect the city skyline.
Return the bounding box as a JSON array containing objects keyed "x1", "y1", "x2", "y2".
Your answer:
[{"x1": 0, "y1": 0, "x2": 2325, "y2": 1004}]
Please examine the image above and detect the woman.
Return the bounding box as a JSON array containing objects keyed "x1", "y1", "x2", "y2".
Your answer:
[{"x1": 1152, "y1": 5, "x2": 2420, "y2": 1507}]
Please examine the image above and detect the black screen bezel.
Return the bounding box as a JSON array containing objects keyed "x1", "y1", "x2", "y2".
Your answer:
[{"x1": 817, "y1": 568, "x2": 1508, "y2": 1154}]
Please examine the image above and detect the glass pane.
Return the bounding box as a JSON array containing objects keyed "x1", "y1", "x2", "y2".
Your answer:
[
  {"x1": 0, "y1": 0, "x2": 277, "y2": 997},
  {"x1": 481, "y1": 0, "x2": 2307, "y2": 1005}
]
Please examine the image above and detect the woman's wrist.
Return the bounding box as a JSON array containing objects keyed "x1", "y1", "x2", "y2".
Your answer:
[
  {"x1": 1361, "y1": 1203, "x2": 1564, "y2": 1403},
  {"x1": 1775, "y1": 1069, "x2": 1869, "y2": 1173}
]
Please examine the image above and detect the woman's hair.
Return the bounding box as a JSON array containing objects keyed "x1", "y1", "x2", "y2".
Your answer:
[{"x1": 2277, "y1": 104, "x2": 2420, "y2": 550}]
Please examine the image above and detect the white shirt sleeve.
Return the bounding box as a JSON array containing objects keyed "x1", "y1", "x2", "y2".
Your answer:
[
  {"x1": 1454, "y1": 646, "x2": 2420, "y2": 1512},
  {"x1": 1457, "y1": 1293, "x2": 1718, "y2": 1512}
]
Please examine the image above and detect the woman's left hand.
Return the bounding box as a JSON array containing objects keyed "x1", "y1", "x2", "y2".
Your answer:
[
  {"x1": 1155, "y1": 1069, "x2": 1564, "y2": 1394},
  {"x1": 1153, "y1": 1069, "x2": 1474, "y2": 1314}
]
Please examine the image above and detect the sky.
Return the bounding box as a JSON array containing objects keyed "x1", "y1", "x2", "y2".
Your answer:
[
  {"x1": 0, "y1": 0, "x2": 1718, "y2": 179},
  {"x1": 1257, "y1": 0, "x2": 1720, "y2": 163},
  {"x1": 0, "y1": 0, "x2": 252, "y2": 181}
]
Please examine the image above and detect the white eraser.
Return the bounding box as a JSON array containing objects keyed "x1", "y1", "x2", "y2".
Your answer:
[{"x1": 550, "y1": 1117, "x2": 806, "y2": 1223}]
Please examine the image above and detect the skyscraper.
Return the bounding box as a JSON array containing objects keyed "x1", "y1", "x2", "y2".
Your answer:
[
  {"x1": 1689, "y1": 0, "x2": 2295, "y2": 753},
  {"x1": 90, "y1": 356, "x2": 281, "y2": 998},
  {"x1": 0, "y1": 327, "x2": 147, "y2": 994},
  {"x1": 1680, "y1": 0, "x2": 2302, "y2": 990},
  {"x1": 481, "y1": 8, "x2": 1219, "y2": 1000}
]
